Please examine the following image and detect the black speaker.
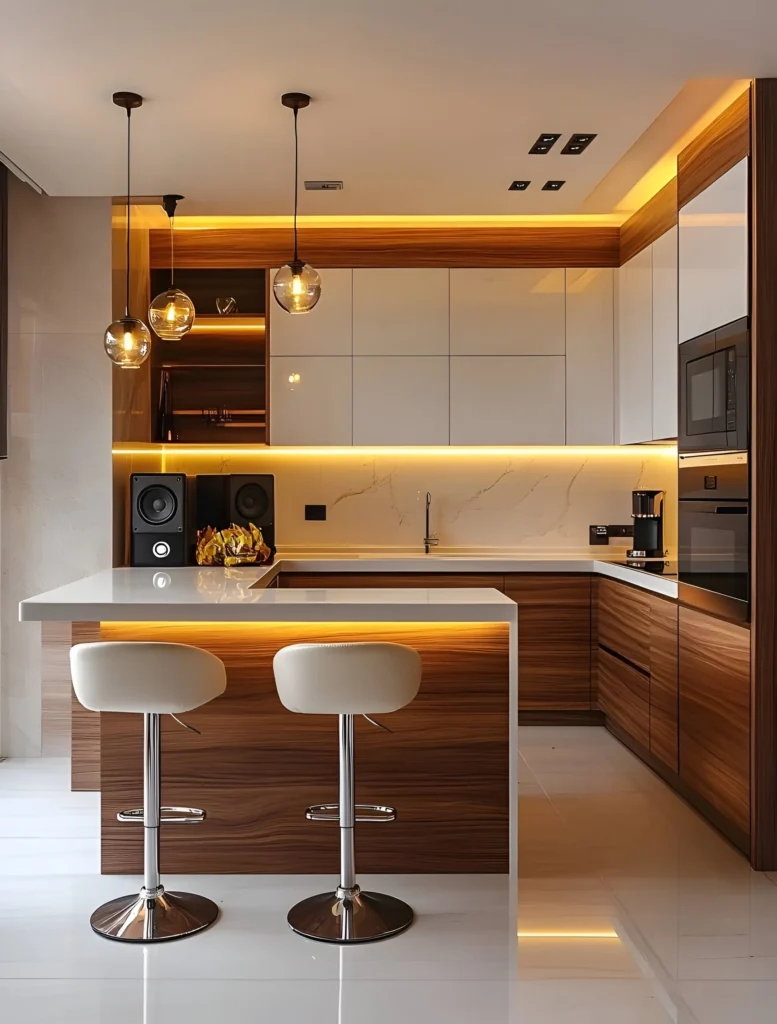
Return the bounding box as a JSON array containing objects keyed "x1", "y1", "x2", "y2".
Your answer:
[
  {"x1": 196, "y1": 475, "x2": 275, "y2": 550},
  {"x1": 130, "y1": 474, "x2": 190, "y2": 567}
]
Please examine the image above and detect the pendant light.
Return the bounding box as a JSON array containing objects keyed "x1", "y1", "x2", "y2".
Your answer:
[
  {"x1": 104, "y1": 91, "x2": 151, "y2": 369},
  {"x1": 148, "y1": 194, "x2": 195, "y2": 340},
  {"x1": 273, "y1": 92, "x2": 321, "y2": 314}
]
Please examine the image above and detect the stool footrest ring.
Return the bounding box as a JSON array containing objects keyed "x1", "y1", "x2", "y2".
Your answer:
[
  {"x1": 305, "y1": 803, "x2": 396, "y2": 823},
  {"x1": 117, "y1": 806, "x2": 206, "y2": 824}
]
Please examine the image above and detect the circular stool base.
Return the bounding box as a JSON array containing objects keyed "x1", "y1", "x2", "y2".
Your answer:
[
  {"x1": 90, "y1": 890, "x2": 219, "y2": 943},
  {"x1": 288, "y1": 890, "x2": 413, "y2": 944}
]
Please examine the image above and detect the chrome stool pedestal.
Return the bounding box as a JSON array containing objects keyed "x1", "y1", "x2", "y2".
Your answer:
[
  {"x1": 91, "y1": 713, "x2": 219, "y2": 942},
  {"x1": 287, "y1": 714, "x2": 414, "y2": 944}
]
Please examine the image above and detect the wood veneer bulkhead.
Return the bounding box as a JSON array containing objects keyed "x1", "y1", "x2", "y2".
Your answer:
[
  {"x1": 678, "y1": 605, "x2": 750, "y2": 837},
  {"x1": 678, "y1": 88, "x2": 751, "y2": 209},
  {"x1": 149, "y1": 226, "x2": 621, "y2": 269},
  {"x1": 619, "y1": 178, "x2": 678, "y2": 264},
  {"x1": 98, "y1": 620, "x2": 510, "y2": 874}
]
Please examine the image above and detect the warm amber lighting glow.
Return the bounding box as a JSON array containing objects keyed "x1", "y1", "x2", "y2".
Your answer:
[
  {"x1": 187, "y1": 317, "x2": 265, "y2": 334},
  {"x1": 517, "y1": 930, "x2": 620, "y2": 939},
  {"x1": 113, "y1": 444, "x2": 677, "y2": 458},
  {"x1": 165, "y1": 213, "x2": 627, "y2": 230},
  {"x1": 616, "y1": 79, "x2": 751, "y2": 213}
]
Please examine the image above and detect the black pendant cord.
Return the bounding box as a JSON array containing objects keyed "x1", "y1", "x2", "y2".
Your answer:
[
  {"x1": 125, "y1": 107, "x2": 131, "y2": 318},
  {"x1": 169, "y1": 213, "x2": 175, "y2": 289},
  {"x1": 293, "y1": 107, "x2": 299, "y2": 264}
]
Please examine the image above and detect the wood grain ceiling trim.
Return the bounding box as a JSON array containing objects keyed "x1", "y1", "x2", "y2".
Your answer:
[
  {"x1": 149, "y1": 225, "x2": 621, "y2": 269},
  {"x1": 619, "y1": 178, "x2": 678, "y2": 264},
  {"x1": 678, "y1": 88, "x2": 751, "y2": 209}
]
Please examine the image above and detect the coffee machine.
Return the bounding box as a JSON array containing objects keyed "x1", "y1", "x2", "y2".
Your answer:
[{"x1": 627, "y1": 489, "x2": 666, "y2": 559}]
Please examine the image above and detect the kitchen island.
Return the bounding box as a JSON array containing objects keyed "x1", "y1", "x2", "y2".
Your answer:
[{"x1": 21, "y1": 566, "x2": 518, "y2": 876}]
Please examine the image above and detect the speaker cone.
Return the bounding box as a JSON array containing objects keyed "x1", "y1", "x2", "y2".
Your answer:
[
  {"x1": 234, "y1": 483, "x2": 269, "y2": 522},
  {"x1": 138, "y1": 485, "x2": 178, "y2": 526}
]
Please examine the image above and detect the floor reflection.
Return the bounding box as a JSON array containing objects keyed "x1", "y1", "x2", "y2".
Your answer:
[{"x1": 2, "y1": 728, "x2": 777, "y2": 1022}]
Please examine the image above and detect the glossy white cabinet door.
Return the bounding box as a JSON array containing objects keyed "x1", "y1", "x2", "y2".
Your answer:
[
  {"x1": 617, "y1": 247, "x2": 653, "y2": 444},
  {"x1": 449, "y1": 356, "x2": 565, "y2": 445},
  {"x1": 269, "y1": 357, "x2": 352, "y2": 445},
  {"x1": 353, "y1": 269, "x2": 449, "y2": 355},
  {"x1": 565, "y1": 268, "x2": 614, "y2": 444},
  {"x1": 353, "y1": 357, "x2": 449, "y2": 445},
  {"x1": 678, "y1": 157, "x2": 749, "y2": 342},
  {"x1": 651, "y1": 226, "x2": 678, "y2": 440},
  {"x1": 268, "y1": 269, "x2": 352, "y2": 355},
  {"x1": 449, "y1": 268, "x2": 566, "y2": 355}
]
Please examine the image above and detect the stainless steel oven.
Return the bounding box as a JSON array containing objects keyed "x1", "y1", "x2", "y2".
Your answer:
[
  {"x1": 678, "y1": 317, "x2": 749, "y2": 454},
  {"x1": 678, "y1": 451, "x2": 749, "y2": 622}
]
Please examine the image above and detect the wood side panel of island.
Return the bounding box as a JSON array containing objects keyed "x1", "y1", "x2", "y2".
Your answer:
[{"x1": 98, "y1": 620, "x2": 510, "y2": 874}]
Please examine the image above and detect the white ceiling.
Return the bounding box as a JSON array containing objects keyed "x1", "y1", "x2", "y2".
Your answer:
[{"x1": 0, "y1": 0, "x2": 776, "y2": 216}]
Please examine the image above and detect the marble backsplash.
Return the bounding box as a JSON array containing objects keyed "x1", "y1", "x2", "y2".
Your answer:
[{"x1": 115, "y1": 446, "x2": 678, "y2": 558}]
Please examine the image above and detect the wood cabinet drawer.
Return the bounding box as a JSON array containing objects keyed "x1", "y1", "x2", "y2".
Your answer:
[
  {"x1": 649, "y1": 594, "x2": 678, "y2": 772},
  {"x1": 504, "y1": 575, "x2": 591, "y2": 711},
  {"x1": 598, "y1": 577, "x2": 651, "y2": 672},
  {"x1": 598, "y1": 647, "x2": 650, "y2": 749},
  {"x1": 679, "y1": 606, "x2": 750, "y2": 837},
  {"x1": 279, "y1": 573, "x2": 505, "y2": 589}
]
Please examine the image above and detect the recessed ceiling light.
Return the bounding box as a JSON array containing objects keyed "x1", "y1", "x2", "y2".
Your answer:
[
  {"x1": 508, "y1": 180, "x2": 531, "y2": 191},
  {"x1": 529, "y1": 133, "x2": 561, "y2": 155},
  {"x1": 561, "y1": 133, "x2": 597, "y2": 155},
  {"x1": 542, "y1": 180, "x2": 565, "y2": 191}
]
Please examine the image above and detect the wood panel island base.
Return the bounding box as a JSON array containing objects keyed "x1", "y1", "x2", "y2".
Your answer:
[{"x1": 22, "y1": 570, "x2": 517, "y2": 876}]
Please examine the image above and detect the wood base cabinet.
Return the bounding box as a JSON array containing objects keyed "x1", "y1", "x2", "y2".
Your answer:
[
  {"x1": 596, "y1": 578, "x2": 678, "y2": 772},
  {"x1": 679, "y1": 606, "x2": 750, "y2": 839},
  {"x1": 503, "y1": 575, "x2": 591, "y2": 711}
]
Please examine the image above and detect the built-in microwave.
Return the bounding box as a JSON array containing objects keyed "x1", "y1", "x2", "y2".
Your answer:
[
  {"x1": 678, "y1": 451, "x2": 749, "y2": 623},
  {"x1": 678, "y1": 317, "x2": 749, "y2": 454}
]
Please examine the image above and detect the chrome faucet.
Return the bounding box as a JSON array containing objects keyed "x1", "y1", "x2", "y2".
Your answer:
[{"x1": 424, "y1": 491, "x2": 439, "y2": 554}]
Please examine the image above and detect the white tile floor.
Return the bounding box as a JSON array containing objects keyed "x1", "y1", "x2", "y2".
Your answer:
[{"x1": 1, "y1": 727, "x2": 776, "y2": 1022}]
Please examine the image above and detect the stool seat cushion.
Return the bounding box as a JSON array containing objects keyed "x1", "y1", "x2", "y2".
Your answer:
[
  {"x1": 70, "y1": 642, "x2": 227, "y2": 715},
  {"x1": 273, "y1": 642, "x2": 421, "y2": 715}
]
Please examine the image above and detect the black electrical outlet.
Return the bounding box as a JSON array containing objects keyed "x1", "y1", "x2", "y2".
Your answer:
[
  {"x1": 305, "y1": 504, "x2": 326, "y2": 521},
  {"x1": 589, "y1": 524, "x2": 633, "y2": 546}
]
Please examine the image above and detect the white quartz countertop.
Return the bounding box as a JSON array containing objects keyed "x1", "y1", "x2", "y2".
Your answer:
[{"x1": 20, "y1": 556, "x2": 677, "y2": 622}]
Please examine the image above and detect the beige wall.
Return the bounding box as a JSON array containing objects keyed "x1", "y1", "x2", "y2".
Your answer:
[
  {"x1": 0, "y1": 177, "x2": 112, "y2": 756},
  {"x1": 114, "y1": 445, "x2": 678, "y2": 559}
]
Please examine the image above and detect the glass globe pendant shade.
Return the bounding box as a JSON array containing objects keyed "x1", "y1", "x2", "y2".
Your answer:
[
  {"x1": 104, "y1": 316, "x2": 151, "y2": 369},
  {"x1": 273, "y1": 260, "x2": 321, "y2": 314},
  {"x1": 148, "y1": 288, "x2": 195, "y2": 340}
]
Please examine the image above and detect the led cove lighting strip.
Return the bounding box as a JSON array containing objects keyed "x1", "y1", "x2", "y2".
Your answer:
[{"x1": 113, "y1": 445, "x2": 677, "y2": 457}]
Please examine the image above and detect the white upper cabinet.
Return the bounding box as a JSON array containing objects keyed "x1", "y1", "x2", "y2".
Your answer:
[
  {"x1": 268, "y1": 268, "x2": 353, "y2": 355},
  {"x1": 617, "y1": 247, "x2": 653, "y2": 444},
  {"x1": 353, "y1": 356, "x2": 449, "y2": 445},
  {"x1": 651, "y1": 226, "x2": 679, "y2": 440},
  {"x1": 678, "y1": 157, "x2": 749, "y2": 342},
  {"x1": 353, "y1": 269, "x2": 449, "y2": 354},
  {"x1": 449, "y1": 268, "x2": 566, "y2": 355},
  {"x1": 450, "y1": 356, "x2": 565, "y2": 445},
  {"x1": 270, "y1": 356, "x2": 352, "y2": 445},
  {"x1": 565, "y1": 268, "x2": 614, "y2": 445}
]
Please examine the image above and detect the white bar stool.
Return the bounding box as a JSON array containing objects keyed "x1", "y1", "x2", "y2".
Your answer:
[
  {"x1": 70, "y1": 641, "x2": 227, "y2": 943},
  {"x1": 273, "y1": 641, "x2": 422, "y2": 943}
]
